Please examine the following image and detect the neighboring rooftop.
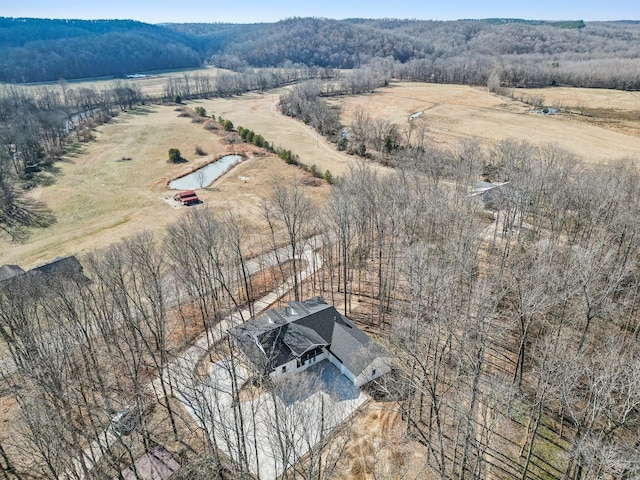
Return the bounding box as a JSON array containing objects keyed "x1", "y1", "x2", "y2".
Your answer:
[
  {"x1": 118, "y1": 446, "x2": 180, "y2": 480},
  {"x1": 0, "y1": 264, "x2": 25, "y2": 282},
  {"x1": 0, "y1": 256, "x2": 90, "y2": 294}
]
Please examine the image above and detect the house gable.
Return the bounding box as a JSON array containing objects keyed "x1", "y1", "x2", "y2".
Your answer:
[
  {"x1": 228, "y1": 297, "x2": 390, "y2": 385},
  {"x1": 0, "y1": 256, "x2": 90, "y2": 297}
]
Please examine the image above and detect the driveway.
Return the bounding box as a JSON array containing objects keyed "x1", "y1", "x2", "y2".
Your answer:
[{"x1": 177, "y1": 359, "x2": 366, "y2": 480}]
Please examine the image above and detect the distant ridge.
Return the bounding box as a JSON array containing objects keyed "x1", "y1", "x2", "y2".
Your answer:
[
  {"x1": 472, "y1": 18, "x2": 585, "y2": 29},
  {"x1": 0, "y1": 17, "x2": 201, "y2": 82},
  {"x1": 1, "y1": 17, "x2": 639, "y2": 88}
]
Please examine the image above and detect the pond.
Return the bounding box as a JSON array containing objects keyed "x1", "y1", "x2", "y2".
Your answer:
[{"x1": 169, "y1": 154, "x2": 242, "y2": 190}]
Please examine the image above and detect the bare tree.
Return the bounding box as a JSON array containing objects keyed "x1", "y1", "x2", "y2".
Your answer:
[{"x1": 262, "y1": 176, "x2": 313, "y2": 302}]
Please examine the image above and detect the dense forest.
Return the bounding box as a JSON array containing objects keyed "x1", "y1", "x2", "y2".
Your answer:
[
  {"x1": 2, "y1": 17, "x2": 640, "y2": 89},
  {"x1": 0, "y1": 18, "x2": 201, "y2": 82},
  {"x1": 2, "y1": 135, "x2": 640, "y2": 479}
]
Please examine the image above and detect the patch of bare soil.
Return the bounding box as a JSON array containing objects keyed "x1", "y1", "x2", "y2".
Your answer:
[{"x1": 337, "y1": 403, "x2": 432, "y2": 480}]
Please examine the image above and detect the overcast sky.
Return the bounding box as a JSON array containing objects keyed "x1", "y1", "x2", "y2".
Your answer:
[{"x1": 3, "y1": 0, "x2": 638, "y2": 24}]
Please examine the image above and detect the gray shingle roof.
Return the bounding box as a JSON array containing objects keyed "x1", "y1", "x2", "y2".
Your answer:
[
  {"x1": 229, "y1": 297, "x2": 387, "y2": 378},
  {"x1": 0, "y1": 265, "x2": 25, "y2": 282},
  {"x1": 329, "y1": 319, "x2": 385, "y2": 377},
  {"x1": 0, "y1": 256, "x2": 90, "y2": 296}
]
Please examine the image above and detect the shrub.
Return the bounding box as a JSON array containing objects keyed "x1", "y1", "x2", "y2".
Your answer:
[
  {"x1": 253, "y1": 134, "x2": 265, "y2": 148},
  {"x1": 195, "y1": 145, "x2": 206, "y2": 156},
  {"x1": 323, "y1": 169, "x2": 335, "y2": 184},
  {"x1": 301, "y1": 176, "x2": 322, "y2": 187},
  {"x1": 174, "y1": 94, "x2": 182, "y2": 104},
  {"x1": 168, "y1": 148, "x2": 183, "y2": 163},
  {"x1": 223, "y1": 120, "x2": 234, "y2": 131},
  {"x1": 278, "y1": 149, "x2": 297, "y2": 165},
  {"x1": 194, "y1": 106, "x2": 206, "y2": 117}
]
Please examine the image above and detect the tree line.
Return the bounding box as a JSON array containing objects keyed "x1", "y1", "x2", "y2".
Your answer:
[
  {"x1": 195, "y1": 18, "x2": 640, "y2": 90},
  {"x1": 3, "y1": 17, "x2": 640, "y2": 89}
]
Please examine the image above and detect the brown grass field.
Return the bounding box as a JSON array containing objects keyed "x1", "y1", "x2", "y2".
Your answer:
[
  {"x1": 2, "y1": 79, "x2": 640, "y2": 268},
  {"x1": 337, "y1": 82, "x2": 640, "y2": 163}
]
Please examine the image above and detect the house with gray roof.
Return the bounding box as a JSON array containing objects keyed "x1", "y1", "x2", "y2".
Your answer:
[
  {"x1": 228, "y1": 297, "x2": 391, "y2": 387},
  {"x1": 0, "y1": 264, "x2": 25, "y2": 283},
  {"x1": 0, "y1": 256, "x2": 90, "y2": 297}
]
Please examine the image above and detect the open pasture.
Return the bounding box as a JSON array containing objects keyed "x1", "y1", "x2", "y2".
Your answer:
[
  {"x1": 197, "y1": 92, "x2": 357, "y2": 177},
  {"x1": 0, "y1": 105, "x2": 271, "y2": 266},
  {"x1": 337, "y1": 82, "x2": 640, "y2": 163},
  {"x1": 3, "y1": 80, "x2": 639, "y2": 267}
]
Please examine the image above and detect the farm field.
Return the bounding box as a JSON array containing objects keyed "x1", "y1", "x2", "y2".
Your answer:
[
  {"x1": 196, "y1": 92, "x2": 358, "y2": 177},
  {"x1": 337, "y1": 82, "x2": 640, "y2": 163},
  {"x1": 3, "y1": 80, "x2": 640, "y2": 268},
  {"x1": 23, "y1": 66, "x2": 226, "y2": 99}
]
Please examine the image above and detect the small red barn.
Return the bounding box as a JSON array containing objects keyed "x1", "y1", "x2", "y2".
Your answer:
[{"x1": 174, "y1": 190, "x2": 199, "y2": 205}]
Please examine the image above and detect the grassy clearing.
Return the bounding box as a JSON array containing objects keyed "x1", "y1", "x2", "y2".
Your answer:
[
  {"x1": 337, "y1": 82, "x2": 640, "y2": 164},
  {"x1": 1, "y1": 104, "x2": 225, "y2": 266},
  {"x1": 0, "y1": 100, "x2": 331, "y2": 267},
  {"x1": 196, "y1": 93, "x2": 359, "y2": 178},
  {"x1": 4, "y1": 80, "x2": 638, "y2": 268}
]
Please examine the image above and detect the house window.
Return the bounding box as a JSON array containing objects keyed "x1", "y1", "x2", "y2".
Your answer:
[{"x1": 282, "y1": 365, "x2": 287, "y2": 373}]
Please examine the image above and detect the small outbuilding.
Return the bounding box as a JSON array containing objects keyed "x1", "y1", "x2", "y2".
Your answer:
[
  {"x1": 117, "y1": 446, "x2": 180, "y2": 480},
  {"x1": 174, "y1": 190, "x2": 199, "y2": 206}
]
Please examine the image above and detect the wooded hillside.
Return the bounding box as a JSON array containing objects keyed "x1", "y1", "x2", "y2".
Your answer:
[
  {"x1": 0, "y1": 18, "x2": 201, "y2": 82},
  {"x1": 2, "y1": 17, "x2": 640, "y2": 89}
]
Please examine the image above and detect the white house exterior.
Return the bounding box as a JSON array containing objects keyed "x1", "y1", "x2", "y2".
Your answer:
[{"x1": 228, "y1": 297, "x2": 391, "y2": 386}]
